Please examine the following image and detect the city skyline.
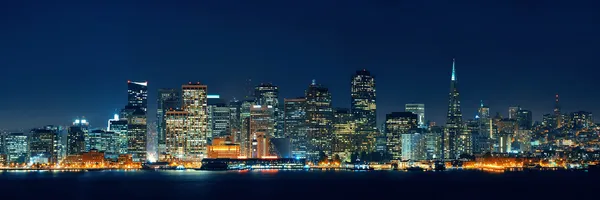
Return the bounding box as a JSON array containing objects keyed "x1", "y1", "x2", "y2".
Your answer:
[{"x1": 1, "y1": 1, "x2": 599, "y2": 130}]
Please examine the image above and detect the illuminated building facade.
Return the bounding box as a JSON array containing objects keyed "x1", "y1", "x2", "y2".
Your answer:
[
  {"x1": 182, "y1": 83, "x2": 209, "y2": 161},
  {"x1": 516, "y1": 109, "x2": 533, "y2": 130},
  {"x1": 351, "y1": 70, "x2": 377, "y2": 152},
  {"x1": 554, "y1": 94, "x2": 562, "y2": 128},
  {"x1": 84, "y1": 130, "x2": 119, "y2": 158},
  {"x1": 332, "y1": 108, "x2": 356, "y2": 156},
  {"x1": 5, "y1": 133, "x2": 28, "y2": 163},
  {"x1": 157, "y1": 88, "x2": 181, "y2": 156},
  {"x1": 164, "y1": 110, "x2": 189, "y2": 161},
  {"x1": 29, "y1": 128, "x2": 58, "y2": 164},
  {"x1": 207, "y1": 96, "x2": 231, "y2": 140},
  {"x1": 401, "y1": 129, "x2": 426, "y2": 161},
  {"x1": 67, "y1": 118, "x2": 89, "y2": 156},
  {"x1": 108, "y1": 117, "x2": 128, "y2": 155},
  {"x1": 305, "y1": 80, "x2": 333, "y2": 160},
  {"x1": 249, "y1": 105, "x2": 274, "y2": 158},
  {"x1": 228, "y1": 99, "x2": 242, "y2": 143},
  {"x1": 121, "y1": 107, "x2": 147, "y2": 162},
  {"x1": 542, "y1": 114, "x2": 557, "y2": 128},
  {"x1": 570, "y1": 111, "x2": 593, "y2": 130},
  {"x1": 207, "y1": 136, "x2": 240, "y2": 159},
  {"x1": 385, "y1": 112, "x2": 418, "y2": 160},
  {"x1": 476, "y1": 101, "x2": 494, "y2": 154},
  {"x1": 405, "y1": 104, "x2": 425, "y2": 127},
  {"x1": 239, "y1": 100, "x2": 254, "y2": 156},
  {"x1": 508, "y1": 106, "x2": 520, "y2": 119},
  {"x1": 445, "y1": 59, "x2": 464, "y2": 160},
  {"x1": 255, "y1": 83, "x2": 281, "y2": 138},
  {"x1": 284, "y1": 98, "x2": 307, "y2": 158},
  {"x1": 127, "y1": 81, "x2": 148, "y2": 112},
  {"x1": 425, "y1": 126, "x2": 443, "y2": 160}
]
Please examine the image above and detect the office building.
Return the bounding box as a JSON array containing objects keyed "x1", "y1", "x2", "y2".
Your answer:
[
  {"x1": 121, "y1": 107, "x2": 147, "y2": 162},
  {"x1": 249, "y1": 105, "x2": 274, "y2": 158},
  {"x1": 108, "y1": 116, "x2": 129, "y2": 155},
  {"x1": 5, "y1": 133, "x2": 28, "y2": 163},
  {"x1": 425, "y1": 126, "x2": 443, "y2": 160},
  {"x1": 207, "y1": 136, "x2": 240, "y2": 159},
  {"x1": 305, "y1": 80, "x2": 333, "y2": 160},
  {"x1": 29, "y1": 128, "x2": 58, "y2": 164},
  {"x1": 182, "y1": 83, "x2": 209, "y2": 161},
  {"x1": 508, "y1": 106, "x2": 520, "y2": 119},
  {"x1": 351, "y1": 70, "x2": 377, "y2": 152},
  {"x1": 228, "y1": 99, "x2": 242, "y2": 144},
  {"x1": 127, "y1": 81, "x2": 148, "y2": 112},
  {"x1": 254, "y1": 83, "x2": 281, "y2": 138},
  {"x1": 284, "y1": 98, "x2": 307, "y2": 159},
  {"x1": 164, "y1": 110, "x2": 189, "y2": 160},
  {"x1": 67, "y1": 118, "x2": 89, "y2": 156},
  {"x1": 571, "y1": 111, "x2": 593, "y2": 130},
  {"x1": 157, "y1": 88, "x2": 181, "y2": 156},
  {"x1": 385, "y1": 112, "x2": 418, "y2": 160},
  {"x1": 207, "y1": 96, "x2": 231, "y2": 140},
  {"x1": 332, "y1": 108, "x2": 356, "y2": 157},
  {"x1": 401, "y1": 129, "x2": 426, "y2": 161},
  {"x1": 445, "y1": 59, "x2": 464, "y2": 160},
  {"x1": 405, "y1": 104, "x2": 425, "y2": 127},
  {"x1": 516, "y1": 109, "x2": 533, "y2": 130}
]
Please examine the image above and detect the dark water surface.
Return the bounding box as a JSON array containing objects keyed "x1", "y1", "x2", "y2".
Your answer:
[{"x1": 1, "y1": 170, "x2": 597, "y2": 199}]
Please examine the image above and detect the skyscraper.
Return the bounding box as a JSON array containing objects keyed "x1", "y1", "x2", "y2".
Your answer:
[
  {"x1": 475, "y1": 101, "x2": 493, "y2": 154},
  {"x1": 29, "y1": 128, "x2": 58, "y2": 164},
  {"x1": 164, "y1": 110, "x2": 189, "y2": 160},
  {"x1": 182, "y1": 83, "x2": 209, "y2": 161},
  {"x1": 254, "y1": 83, "x2": 281, "y2": 138},
  {"x1": 284, "y1": 98, "x2": 307, "y2": 159},
  {"x1": 385, "y1": 112, "x2": 418, "y2": 160},
  {"x1": 445, "y1": 59, "x2": 464, "y2": 160},
  {"x1": 228, "y1": 99, "x2": 242, "y2": 143},
  {"x1": 554, "y1": 94, "x2": 562, "y2": 128},
  {"x1": 157, "y1": 88, "x2": 181, "y2": 156},
  {"x1": 249, "y1": 105, "x2": 274, "y2": 158},
  {"x1": 121, "y1": 107, "x2": 147, "y2": 162},
  {"x1": 332, "y1": 108, "x2": 356, "y2": 157},
  {"x1": 67, "y1": 118, "x2": 89, "y2": 156},
  {"x1": 305, "y1": 80, "x2": 333, "y2": 160},
  {"x1": 508, "y1": 106, "x2": 520, "y2": 119},
  {"x1": 108, "y1": 116, "x2": 128, "y2": 155},
  {"x1": 351, "y1": 69, "x2": 377, "y2": 152},
  {"x1": 207, "y1": 96, "x2": 231, "y2": 140},
  {"x1": 516, "y1": 109, "x2": 533, "y2": 130},
  {"x1": 405, "y1": 104, "x2": 425, "y2": 127},
  {"x1": 5, "y1": 133, "x2": 28, "y2": 163},
  {"x1": 127, "y1": 81, "x2": 148, "y2": 112}
]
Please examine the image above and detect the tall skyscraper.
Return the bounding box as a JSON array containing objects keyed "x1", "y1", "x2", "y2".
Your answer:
[
  {"x1": 385, "y1": 112, "x2": 418, "y2": 160},
  {"x1": 554, "y1": 94, "x2": 562, "y2": 128},
  {"x1": 182, "y1": 83, "x2": 209, "y2": 161},
  {"x1": 351, "y1": 69, "x2": 377, "y2": 152},
  {"x1": 239, "y1": 99, "x2": 254, "y2": 156},
  {"x1": 228, "y1": 99, "x2": 242, "y2": 143},
  {"x1": 157, "y1": 88, "x2": 181, "y2": 156},
  {"x1": 67, "y1": 118, "x2": 89, "y2": 156},
  {"x1": 305, "y1": 80, "x2": 333, "y2": 160},
  {"x1": 476, "y1": 101, "x2": 493, "y2": 154},
  {"x1": 249, "y1": 105, "x2": 274, "y2": 158},
  {"x1": 283, "y1": 98, "x2": 307, "y2": 159},
  {"x1": 516, "y1": 109, "x2": 533, "y2": 130},
  {"x1": 121, "y1": 107, "x2": 147, "y2": 162},
  {"x1": 254, "y1": 83, "x2": 281, "y2": 138},
  {"x1": 108, "y1": 116, "x2": 128, "y2": 155},
  {"x1": 29, "y1": 128, "x2": 58, "y2": 164},
  {"x1": 445, "y1": 59, "x2": 464, "y2": 160},
  {"x1": 207, "y1": 95, "x2": 231, "y2": 140},
  {"x1": 164, "y1": 110, "x2": 189, "y2": 160},
  {"x1": 332, "y1": 108, "x2": 356, "y2": 157},
  {"x1": 127, "y1": 81, "x2": 148, "y2": 111},
  {"x1": 405, "y1": 104, "x2": 425, "y2": 127}
]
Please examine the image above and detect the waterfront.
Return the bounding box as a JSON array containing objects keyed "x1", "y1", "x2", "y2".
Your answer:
[{"x1": 1, "y1": 170, "x2": 597, "y2": 199}]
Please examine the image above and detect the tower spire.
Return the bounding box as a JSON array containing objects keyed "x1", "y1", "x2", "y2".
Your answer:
[{"x1": 451, "y1": 58, "x2": 456, "y2": 81}]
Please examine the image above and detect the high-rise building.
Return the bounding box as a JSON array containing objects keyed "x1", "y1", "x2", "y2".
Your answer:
[
  {"x1": 254, "y1": 83, "x2": 281, "y2": 138},
  {"x1": 67, "y1": 118, "x2": 89, "y2": 156},
  {"x1": 401, "y1": 129, "x2": 426, "y2": 161},
  {"x1": 29, "y1": 128, "x2": 58, "y2": 164},
  {"x1": 207, "y1": 95, "x2": 231, "y2": 140},
  {"x1": 182, "y1": 83, "x2": 209, "y2": 161},
  {"x1": 508, "y1": 106, "x2": 520, "y2": 119},
  {"x1": 332, "y1": 108, "x2": 356, "y2": 157},
  {"x1": 554, "y1": 94, "x2": 562, "y2": 128},
  {"x1": 571, "y1": 111, "x2": 593, "y2": 130},
  {"x1": 84, "y1": 130, "x2": 119, "y2": 159},
  {"x1": 127, "y1": 81, "x2": 148, "y2": 112},
  {"x1": 164, "y1": 110, "x2": 189, "y2": 160},
  {"x1": 108, "y1": 116, "x2": 128, "y2": 155},
  {"x1": 445, "y1": 59, "x2": 464, "y2": 160},
  {"x1": 516, "y1": 109, "x2": 533, "y2": 130},
  {"x1": 249, "y1": 105, "x2": 274, "y2": 158},
  {"x1": 425, "y1": 126, "x2": 444, "y2": 160},
  {"x1": 284, "y1": 98, "x2": 307, "y2": 159},
  {"x1": 5, "y1": 133, "x2": 28, "y2": 163},
  {"x1": 405, "y1": 104, "x2": 425, "y2": 127},
  {"x1": 239, "y1": 100, "x2": 254, "y2": 156},
  {"x1": 542, "y1": 114, "x2": 557, "y2": 128},
  {"x1": 228, "y1": 99, "x2": 242, "y2": 143},
  {"x1": 385, "y1": 112, "x2": 418, "y2": 160},
  {"x1": 476, "y1": 102, "x2": 494, "y2": 154},
  {"x1": 157, "y1": 88, "x2": 181, "y2": 156},
  {"x1": 351, "y1": 70, "x2": 377, "y2": 152},
  {"x1": 121, "y1": 107, "x2": 147, "y2": 162},
  {"x1": 305, "y1": 80, "x2": 333, "y2": 160},
  {"x1": 478, "y1": 101, "x2": 490, "y2": 119}
]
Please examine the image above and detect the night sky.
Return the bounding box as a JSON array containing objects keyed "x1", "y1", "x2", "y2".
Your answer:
[{"x1": 1, "y1": 0, "x2": 599, "y2": 130}]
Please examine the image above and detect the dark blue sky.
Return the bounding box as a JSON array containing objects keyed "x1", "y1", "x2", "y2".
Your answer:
[{"x1": 1, "y1": 0, "x2": 599, "y2": 130}]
